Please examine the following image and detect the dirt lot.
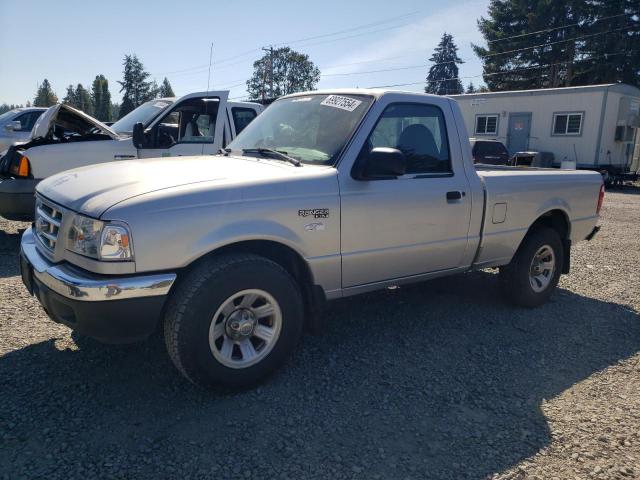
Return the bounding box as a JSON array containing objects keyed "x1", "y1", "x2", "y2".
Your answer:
[{"x1": 1, "y1": 190, "x2": 639, "y2": 480}]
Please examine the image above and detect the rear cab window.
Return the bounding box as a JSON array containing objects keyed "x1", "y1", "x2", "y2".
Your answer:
[{"x1": 231, "y1": 107, "x2": 258, "y2": 135}]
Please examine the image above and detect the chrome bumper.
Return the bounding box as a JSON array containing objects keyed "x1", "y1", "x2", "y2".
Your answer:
[{"x1": 20, "y1": 227, "x2": 176, "y2": 302}]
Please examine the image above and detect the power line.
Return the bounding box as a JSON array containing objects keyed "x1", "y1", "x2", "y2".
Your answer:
[
  {"x1": 479, "y1": 24, "x2": 636, "y2": 59},
  {"x1": 151, "y1": 10, "x2": 422, "y2": 77},
  {"x1": 273, "y1": 11, "x2": 420, "y2": 46},
  {"x1": 485, "y1": 12, "x2": 635, "y2": 44},
  {"x1": 368, "y1": 52, "x2": 632, "y2": 89}
]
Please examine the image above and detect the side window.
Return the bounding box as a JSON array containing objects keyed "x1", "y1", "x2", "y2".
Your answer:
[
  {"x1": 15, "y1": 112, "x2": 41, "y2": 131},
  {"x1": 154, "y1": 98, "x2": 219, "y2": 147},
  {"x1": 181, "y1": 113, "x2": 215, "y2": 143},
  {"x1": 232, "y1": 107, "x2": 257, "y2": 135},
  {"x1": 553, "y1": 112, "x2": 582, "y2": 135},
  {"x1": 362, "y1": 103, "x2": 451, "y2": 174}
]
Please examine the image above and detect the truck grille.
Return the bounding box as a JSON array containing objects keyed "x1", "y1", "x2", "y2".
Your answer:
[{"x1": 35, "y1": 198, "x2": 63, "y2": 252}]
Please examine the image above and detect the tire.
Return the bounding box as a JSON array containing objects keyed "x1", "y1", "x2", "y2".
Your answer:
[
  {"x1": 164, "y1": 253, "x2": 304, "y2": 388},
  {"x1": 499, "y1": 226, "x2": 564, "y2": 308}
]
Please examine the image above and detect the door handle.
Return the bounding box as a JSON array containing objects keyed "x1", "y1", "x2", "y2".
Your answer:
[{"x1": 446, "y1": 191, "x2": 464, "y2": 201}]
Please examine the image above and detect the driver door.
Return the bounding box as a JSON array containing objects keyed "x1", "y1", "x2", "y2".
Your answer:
[{"x1": 138, "y1": 92, "x2": 228, "y2": 158}]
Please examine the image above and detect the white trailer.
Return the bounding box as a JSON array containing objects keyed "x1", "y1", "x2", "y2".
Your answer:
[{"x1": 451, "y1": 83, "x2": 640, "y2": 177}]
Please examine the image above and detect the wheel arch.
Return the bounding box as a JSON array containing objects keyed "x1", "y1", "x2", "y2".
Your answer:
[
  {"x1": 522, "y1": 208, "x2": 571, "y2": 273},
  {"x1": 182, "y1": 239, "x2": 325, "y2": 324}
]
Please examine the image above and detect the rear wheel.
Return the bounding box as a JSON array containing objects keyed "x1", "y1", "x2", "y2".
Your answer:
[
  {"x1": 499, "y1": 226, "x2": 563, "y2": 308},
  {"x1": 164, "y1": 253, "x2": 304, "y2": 388}
]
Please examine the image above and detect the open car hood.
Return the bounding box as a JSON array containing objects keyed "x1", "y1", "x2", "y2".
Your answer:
[{"x1": 30, "y1": 104, "x2": 119, "y2": 141}]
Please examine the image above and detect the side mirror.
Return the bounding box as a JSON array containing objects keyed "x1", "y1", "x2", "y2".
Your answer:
[
  {"x1": 363, "y1": 147, "x2": 406, "y2": 179},
  {"x1": 6, "y1": 121, "x2": 22, "y2": 132},
  {"x1": 132, "y1": 122, "x2": 146, "y2": 149}
]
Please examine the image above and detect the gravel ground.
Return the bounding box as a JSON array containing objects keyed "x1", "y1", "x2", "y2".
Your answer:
[{"x1": 0, "y1": 190, "x2": 639, "y2": 480}]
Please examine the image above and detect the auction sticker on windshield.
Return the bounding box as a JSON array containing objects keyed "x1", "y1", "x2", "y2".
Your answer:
[{"x1": 320, "y1": 95, "x2": 362, "y2": 112}]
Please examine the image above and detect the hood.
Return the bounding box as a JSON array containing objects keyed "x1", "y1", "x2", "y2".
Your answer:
[
  {"x1": 36, "y1": 155, "x2": 320, "y2": 218},
  {"x1": 31, "y1": 104, "x2": 118, "y2": 140}
]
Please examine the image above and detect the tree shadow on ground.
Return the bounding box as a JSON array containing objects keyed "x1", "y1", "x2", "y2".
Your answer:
[{"x1": 1, "y1": 271, "x2": 638, "y2": 479}]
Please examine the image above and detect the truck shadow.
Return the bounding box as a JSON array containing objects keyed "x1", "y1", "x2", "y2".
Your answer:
[{"x1": 1, "y1": 271, "x2": 638, "y2": 479}]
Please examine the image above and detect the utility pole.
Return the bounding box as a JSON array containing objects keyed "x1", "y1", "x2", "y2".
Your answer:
[{"x1": 262, "y1": 46, "x2": 274, "y2": 100}]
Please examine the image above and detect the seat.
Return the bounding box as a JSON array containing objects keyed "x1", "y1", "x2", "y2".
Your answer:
[
  {"x1": 397, "y1": 124, "x2": 440, "y2": 160},
  {"x1": 183, "y1": 120, "x2": 201, "y2": 139}
]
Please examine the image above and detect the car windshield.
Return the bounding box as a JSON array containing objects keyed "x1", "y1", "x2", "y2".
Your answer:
[
  {"x1": 227, "y1": 93, "x2": 373, "y2": 165},
  {"x1": 0, "y1": 109, "x2": 19, "y2": 123},
  {"x1": 110, "y1": 99, "x2": 174, "y2": 135}
]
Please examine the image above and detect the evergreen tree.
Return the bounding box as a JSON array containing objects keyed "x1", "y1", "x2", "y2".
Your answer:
[
  {"x1": 466, "y1": 82, "x2": 477, "y2": 93},
  {"x1": 111, "y1": 103, "x2": 121, "y2": 121},
  {"x1": 158, "y1": 77, "x2": 175, "y2": 97},
  {"x1": 91, "y1": 75, "x2": 112, "y2": 122},
  {"x1": 33, "y1": 79, "x2": 58, "y2": 107},
  {"x1": 74, "y1": 84, "x2": 93, "y2": 115},
  {"x1": 473, "y1": 1, "x2": 639, "y2": 90},
  {"x1": 425, "y1": 33, "x2": 464, "y2": 95},
  {"x1": 62, "y1": 85, "x2": 77, "y2": 106},
  {"x1": 118, "y1": 54, "x2": 152, "y2": 117},
  {"x1": 572, "y1": 0, "x2": 640, "y2": 87},
  {"x1": 0, "y1": 103, "x2": 25, "y2": 114},
  {"x1": 247, "y1": 47, "x2": 320, "y2": 100},
  {"x1": 63, "y1": 84, "x2": 93, "y2": 115}
]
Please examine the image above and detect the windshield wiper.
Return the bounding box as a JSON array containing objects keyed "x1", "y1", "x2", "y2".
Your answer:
[{"x1": 241, "y1": 148, "x2": 301, "y2": 167}]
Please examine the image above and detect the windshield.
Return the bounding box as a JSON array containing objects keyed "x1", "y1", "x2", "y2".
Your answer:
[
  {"x1": 110, "y1": 99, "x2": 174, "y2": 135},
  {"x1": 0, "y1": 109, "x2": 19, "y2": 123},
  {"x1": 227, "y1": 93, "x2": 373, "y2": 165}
]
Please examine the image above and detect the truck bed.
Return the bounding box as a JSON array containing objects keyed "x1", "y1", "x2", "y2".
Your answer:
[{"x1": 472, "y1": 165, "x2": 602, "y2": 268}]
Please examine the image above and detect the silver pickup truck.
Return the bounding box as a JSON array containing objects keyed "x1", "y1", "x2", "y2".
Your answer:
[{"x1": 19, "y1": 90, "x2": 604, "y2": 388}]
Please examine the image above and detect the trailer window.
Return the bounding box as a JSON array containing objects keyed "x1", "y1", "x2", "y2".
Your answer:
[
  {"x1": 475, "y1": 114, "x2": 498, "y2": 135},
  {"x1": 553, "y1": 112, "x2": 583, "y2": 135}
]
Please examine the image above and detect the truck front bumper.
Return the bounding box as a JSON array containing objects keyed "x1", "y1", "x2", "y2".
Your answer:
[{"x1": 20, "y1": 228, "x2": 177, "y2": 343}]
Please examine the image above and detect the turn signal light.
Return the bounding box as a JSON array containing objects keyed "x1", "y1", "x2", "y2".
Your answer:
[
  {"x1": 596, "y1": 183, "x2": 605, "y2": 215},
  {"x1": 10, "y1": 155, "x2": 30, "y2": 178}
]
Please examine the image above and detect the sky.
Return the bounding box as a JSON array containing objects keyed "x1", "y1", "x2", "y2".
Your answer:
[{"x1": 0, "y1": 0, "x2": 491, "y2": 106}]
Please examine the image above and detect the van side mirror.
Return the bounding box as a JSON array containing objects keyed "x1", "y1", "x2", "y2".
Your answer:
[
  {"x1": 362, "y1": 147, "x2": 406, "y2": 179},
  {"x1": 132, "y1": 122, "x2": 146, "y2": 149}
]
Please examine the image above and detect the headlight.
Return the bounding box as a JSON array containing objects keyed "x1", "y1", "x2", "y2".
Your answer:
[
  {"x1": 67, "y1": 215, "x2": 133, "y2": 261},
  {"x1": 100, "y1": 225, "x2": 133, "y2": 260}
]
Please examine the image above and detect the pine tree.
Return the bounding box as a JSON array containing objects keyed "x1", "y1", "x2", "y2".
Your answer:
[
  {"x1": 247, "y1": 47, "x2": 320, "y2": 100},
  {"x1": 74, "y1": 84, "x2": 93, "y2": 116},
  {"x1": 63, "y1": 85, "x2": 77, "y2": 106},
  {"x1": 33, "y1": 79, "x2": 58, "y2": 107},
  {"x1": 572, "y1": 0, "x2": 640, "y2": 87},
  {"x1": 466, "y1": 82, "x2": 477, "y2": 93},
  {"x1": 425, "y1": 33, "x2": 464, "y2": 95},
  {"x1": 118, "y1": 54, "x2": 152, "y2": 117},
  {"x1": 91, "y1": 75, "x2": 112, "y2": 122},
  {"x1": 158, "y1": 77, "x2": 175, "y2": 97},
  {"x1": 149, "y1": 80, "x2": 160, "y2": 99},
  {"x1": 473, "y1": 1, "x2": 639, "y2": 90}
]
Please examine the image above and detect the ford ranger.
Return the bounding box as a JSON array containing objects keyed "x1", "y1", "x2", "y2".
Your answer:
[
  {"x1": 19, "y1": 90, "x2": 603, "y2": 388},
  {"x1": 0, "y1": 91, "x2": 262, "y2": 220}
]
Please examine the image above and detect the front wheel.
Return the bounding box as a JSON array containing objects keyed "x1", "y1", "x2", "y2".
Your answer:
[
  {"x1": 164, "y1": 253, "x2": 304, "y2": 388},
  {"x1": 499, "y1": 226, "x2": 564, "y2": 308}
]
